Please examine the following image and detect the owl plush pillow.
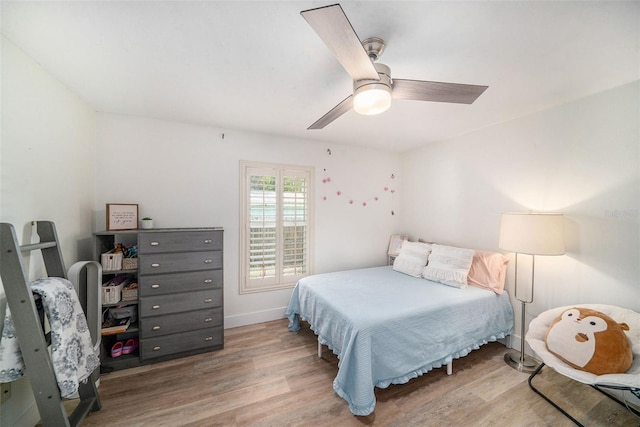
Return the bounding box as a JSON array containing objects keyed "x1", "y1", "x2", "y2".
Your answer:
[{"x1": 544, "y1": 307, "x2": 633, "y2": 375}]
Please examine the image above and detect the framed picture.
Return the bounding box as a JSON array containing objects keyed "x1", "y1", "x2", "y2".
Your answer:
[
  {"x1": 106, "y1": 204, "x2": 139, "y2": 231},
  {"x1": 387, "y1": 234, "x2": 407, "y2": 256}
]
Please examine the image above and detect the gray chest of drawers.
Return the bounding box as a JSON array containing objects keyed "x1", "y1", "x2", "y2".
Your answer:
[{"x1": 137, "y1": 228, "x2": 224, "y2": 361}]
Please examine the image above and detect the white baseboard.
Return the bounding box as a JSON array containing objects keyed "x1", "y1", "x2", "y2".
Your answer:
[
  {"x1": 224, "y1": 307, "x2": 287, "y2": 329},
  {"x1": 506, "y1": 333, "x2": 536, "y2": 357}
]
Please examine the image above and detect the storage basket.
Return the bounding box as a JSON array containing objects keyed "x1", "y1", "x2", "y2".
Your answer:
[
  {"x1": 101, "y1": 250, "x2": 123, "y2": 271},
  {"x1": 122, "y1": 257, "x2": 138, "y2": 270},
  {"x1": 122, "y1": 282, "x2": 138, "y2": 301},
  {"x1": 102, "y1": 283, "x2": 123, "y2": 304}
]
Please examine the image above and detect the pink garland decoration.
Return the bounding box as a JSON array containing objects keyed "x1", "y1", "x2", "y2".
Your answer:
[{"x1": 321, "y1": 170, "x2": 397, "y2": 212}]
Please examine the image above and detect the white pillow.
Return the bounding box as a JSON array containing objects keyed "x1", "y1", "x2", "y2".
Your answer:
[
  {"x1": 392, "y1": 241, "x2": 432, "y2": 277},
  {"x1": 422, "y1": 244, "x2": 475, "y2": 288}
]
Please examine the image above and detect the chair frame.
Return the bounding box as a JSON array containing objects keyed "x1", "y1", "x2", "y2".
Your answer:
[{"x1": 528, "y1": 362, "x2": 640, "y2": 427}]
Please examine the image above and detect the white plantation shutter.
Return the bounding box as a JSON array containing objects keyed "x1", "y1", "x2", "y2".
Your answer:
[
  {"x1": 248, "y1": 170, "x2": 278, "y2": 285},
  {"x1": 240, "y1": 162, "x2": 313, "y2": 293},
  {"x1": 282, "y1": 171, "x2": 309, "y2": 277}
]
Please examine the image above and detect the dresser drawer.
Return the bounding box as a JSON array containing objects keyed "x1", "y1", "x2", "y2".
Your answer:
[
  {"x1": 138, "y1": 250, "x2": 222, "y2": 275},
  {"x1": 139, "y1": 230, "x2": 222, "y2": 254},
  {"x1": 140, "y1": 326, "x2": 223, "y2": 360},
  {"x1": 139, "y1": 270, "x2": 222, "y2": 296},
  {"x1": 139, "y1": 288, "x2": 223, "y2": 317},
  {"x1": 139, "y1": 307, "x2": 223, "y2": 338}
]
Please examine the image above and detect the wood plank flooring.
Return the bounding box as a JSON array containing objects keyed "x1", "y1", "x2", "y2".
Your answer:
[{"x1": 58, "y1": 319, "x2": 638, "y2": 426}]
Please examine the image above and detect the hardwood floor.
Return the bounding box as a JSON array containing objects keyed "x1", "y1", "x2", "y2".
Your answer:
[{"x1": 61, "y1": 319, "x2": 638, "y2": 426}]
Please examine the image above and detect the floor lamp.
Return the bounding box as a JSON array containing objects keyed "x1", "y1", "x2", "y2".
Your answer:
[{"x1": 499, "y1": 212, "x2": 565, "y2": 373}]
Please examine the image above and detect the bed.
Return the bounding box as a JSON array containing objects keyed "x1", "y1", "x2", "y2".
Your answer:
[{"x1": 285, "y1": 265, "x2": 514, "y2": 416}]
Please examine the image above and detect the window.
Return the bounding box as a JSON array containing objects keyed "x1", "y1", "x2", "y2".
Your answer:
[{"x1": 239, "y1": 161, "x2": 314, "y2": 293}]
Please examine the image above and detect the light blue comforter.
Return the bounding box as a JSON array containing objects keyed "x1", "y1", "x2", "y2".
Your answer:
[{"x1": 285, "y1": 266, "x2": 514, "y2": 416}]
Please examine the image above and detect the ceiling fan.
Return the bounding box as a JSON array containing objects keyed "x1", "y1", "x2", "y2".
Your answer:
[{"x1": 301, "y1": 3, "x2": 488, "y2": 129}]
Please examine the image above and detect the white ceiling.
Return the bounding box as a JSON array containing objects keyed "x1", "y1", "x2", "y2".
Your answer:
[{"x1": 2, "y1": 1, "x2": 638, "y2": 152}]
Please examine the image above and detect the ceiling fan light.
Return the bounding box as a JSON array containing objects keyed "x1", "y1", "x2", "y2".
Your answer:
[
  {"x1": 353, "y1": 83, "x2": 392, "y2": 115},
  {"x1": 353, "y1": 62, "x2": 392, "y2": 116}
]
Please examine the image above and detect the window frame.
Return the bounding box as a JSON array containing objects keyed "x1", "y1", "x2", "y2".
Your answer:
[{"x1": 239, "y1": 160, "x2": 314, "y2": 294}]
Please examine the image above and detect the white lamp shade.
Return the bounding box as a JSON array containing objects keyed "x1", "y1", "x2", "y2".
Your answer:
[{"x1": 499, "y1": 212, "x2": 565, "y2": 255}]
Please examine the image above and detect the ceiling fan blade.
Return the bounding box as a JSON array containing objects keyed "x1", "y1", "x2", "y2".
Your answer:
[
  {"x1": 392, "y1": 79, "x2": 488, "y2": 104},
  {"x1": 308, "y1": 95, "x2": 354, "y2": 130},
  {"x1": 301, "y1": 4, "x2": 379, "y2": 81}
]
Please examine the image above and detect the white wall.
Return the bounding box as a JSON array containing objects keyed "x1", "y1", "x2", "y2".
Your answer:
[
  {"x1": 1, "y1": 36, "x2": 97, "y2": 427},
  {"x1": 401, "y1": 81, "x2": 640, "y2": 352},
  {"x1": 95, "y1": 114, "x2": 401, "y2": 327}
]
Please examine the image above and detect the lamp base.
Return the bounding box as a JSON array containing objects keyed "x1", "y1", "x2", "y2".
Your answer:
[{"x1": 504, "y1": 351, "x2": 539, "y2": 373}]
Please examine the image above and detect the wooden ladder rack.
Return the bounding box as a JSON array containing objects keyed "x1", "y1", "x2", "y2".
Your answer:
[{"x1": 0, "y1": 221, "x2": 101, "y2": 426}]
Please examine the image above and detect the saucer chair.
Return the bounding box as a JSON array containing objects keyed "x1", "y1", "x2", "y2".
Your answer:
[{"x1": 526, "y1": 304, "x2": 640, "y2": 426}]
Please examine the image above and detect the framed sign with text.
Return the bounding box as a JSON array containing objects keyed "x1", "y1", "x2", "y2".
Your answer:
[{"x1": 106, "y1": 203, "x2": 139, "y2": 231}]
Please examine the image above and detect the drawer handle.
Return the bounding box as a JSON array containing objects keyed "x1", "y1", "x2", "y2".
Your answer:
[
  {"x1": 204, "y1": 239, "x2": 213, "y2": 244},
  {"x1": 204, "y1": 259, "x2": 213, "y2": 264},
  {"x1": 204, "y1": 336, "x2": 213, "y2": 341},
  {"x1": 152, "y1": 326, "x2": 161, "y2": 330},
  {"x1": 151, "y1": 284, "x2": 160, "y2": 289},
  {"x1": 204, "y1": 298, "x2": 213, "y2": 303},
  {"x1": 152, "y1": 305, "x2": 161, "y2": 310},
  {"x1": 153, "y1": 346, "x2": 161, "y2": 351},
  {"x1": 151, "y1": 263, "x2": 160, "y2": 268},
  {"x1": 150, "y1": 241, "x2": 160, "y2": 246},
  {"x1": 204, "y1": 279, "x2": 212, "y2": 284},
  {"x1": 204, "y1": 317, "x2": 213, "y2": 322}
]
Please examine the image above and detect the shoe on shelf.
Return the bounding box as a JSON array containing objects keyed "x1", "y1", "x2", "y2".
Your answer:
[
  {"x1": 111, "y1": 341, "x2": 123, "y2": 358},
  {"x1": 122, "y1": 338, "x2": 138, "y2": 355}
]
